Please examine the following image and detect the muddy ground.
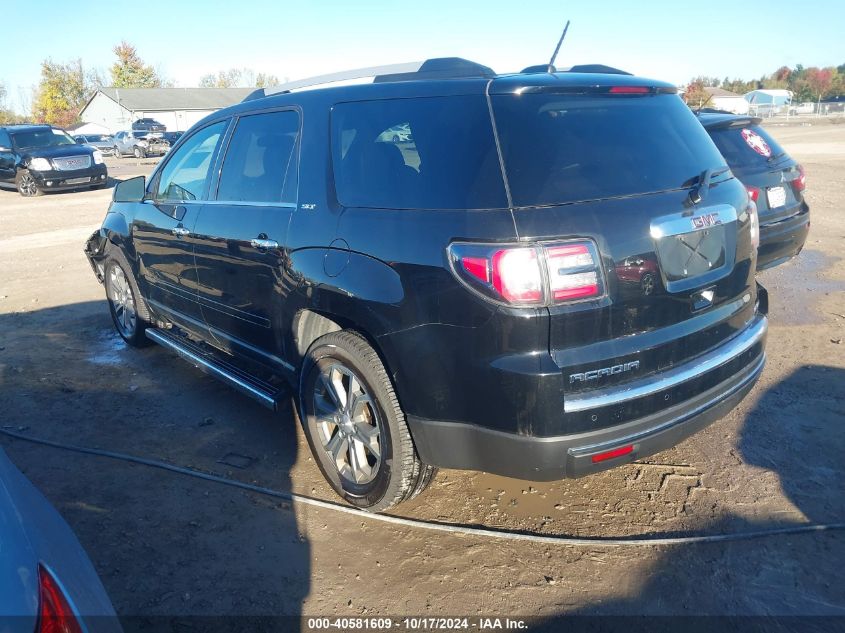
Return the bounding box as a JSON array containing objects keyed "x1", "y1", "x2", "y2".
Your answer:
[{"x1": 0, "y1": 126, "x2": 843, "y2": 626}]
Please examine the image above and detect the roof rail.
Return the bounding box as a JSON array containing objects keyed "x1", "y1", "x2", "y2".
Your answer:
[{"x1": 242, "y1": 58, "x2": 495, "y2": 102}]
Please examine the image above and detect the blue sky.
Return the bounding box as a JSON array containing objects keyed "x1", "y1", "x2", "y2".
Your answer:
[{"x1": 2, "y1": 0, "x2": 843, "y2": 112}]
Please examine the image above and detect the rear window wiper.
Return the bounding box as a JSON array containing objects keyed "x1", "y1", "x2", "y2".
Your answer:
[
  {"x1": 689, "y1": 166, "x2": 730, "y2": 204},
  {"x1": 767, "y1": 151, "x2": 786, "y2": 163}
]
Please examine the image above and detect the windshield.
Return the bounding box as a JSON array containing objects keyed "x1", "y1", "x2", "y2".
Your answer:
[
  {"x1": 11, "y1": 128, "x2": 77, "y2": 150},
  {"x1": 84, "y1": 134, "x2": 111, "y2": 142},
  {"x1": 492, "y1": 93, "x2": 728, "y2": 207}
]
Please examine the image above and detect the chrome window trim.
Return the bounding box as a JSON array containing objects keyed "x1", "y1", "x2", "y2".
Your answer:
[{"x1": 564, "y1": 314, "x2": 767, "y2": 413}]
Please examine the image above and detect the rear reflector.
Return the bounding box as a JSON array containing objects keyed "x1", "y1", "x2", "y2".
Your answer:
[
  {"x1": 462, "y1": 256, "x2": 490, "y2": 283},
  {"x1": 38, "y1": 565, "x2": 83, "y2": 633},
  {"x1": 591, "y1": 445, "x2": 634, "y2": 463},
  {"x1": 608, "y1": 86, "x2": 650, "y2": 94}
]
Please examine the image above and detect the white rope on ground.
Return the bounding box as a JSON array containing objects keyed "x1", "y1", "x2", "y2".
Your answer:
[{"x1": 2, "y1": 428, "x2": 843, "y2": 547}]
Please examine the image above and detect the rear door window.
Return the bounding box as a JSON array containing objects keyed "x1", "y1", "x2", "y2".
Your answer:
[
  {"x1": 492, "y1": 93, "x2": 727, "y2": 207},
  {"x1": 216, "y1": 110, "x2": 300, "y2": 204},
  {"x1": 332, "y1": 96, "x2": 507, "y2": 210},
  {"x1": 706, "y1": 123, "x2": 788, "y2": 173}
]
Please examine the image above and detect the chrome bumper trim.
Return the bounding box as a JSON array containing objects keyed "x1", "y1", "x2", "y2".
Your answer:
[{"x1": 564, "y1": 315, "x2": 767, "y2": 413}]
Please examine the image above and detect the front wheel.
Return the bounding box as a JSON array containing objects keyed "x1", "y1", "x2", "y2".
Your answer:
[
  {"x1": 133, "y1": 146, "x2": 146, "y2": 159},
  {"x1": 104, "y1": 252, "x2": 152, "y2": 347},
  {"x1": 113, "y1": 146, "x2": 122, "y2": 158},
  {"x1": 299, "y1": 331, "x2": 435, "y2": 512},
  {"x1": 16, "y1": 170, "x2": 42, "y2": 197}
]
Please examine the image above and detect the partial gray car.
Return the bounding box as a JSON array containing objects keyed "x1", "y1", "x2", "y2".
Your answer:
[
  {"x1": 73, "y1": 134, "x2": 115, "y2": 156},
  {"x1": 111, "y1": 130, "x2": 168, "y2": 159},
  {"x1": 0, "y1": 445, "x2": 121, "y2": 632}
]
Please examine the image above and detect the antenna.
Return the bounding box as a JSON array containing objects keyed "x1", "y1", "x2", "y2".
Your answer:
[{"x1": 548, "y1": 20, "x2": 571, "y2": 72}]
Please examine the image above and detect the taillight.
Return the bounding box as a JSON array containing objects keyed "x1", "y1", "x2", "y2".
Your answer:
[
  {"x1": 747, "y1": 201, "x2": 760, "y2": 252},
  {"x1": 37, "y1": 565, "x2": 83, "y2": 633},
  {"x1": 608, "y1": 86, "x2": 650, "y2": 94},
  {"x1": 793, "y1": 165, "x2": 806, "y2": 193},
  {"x1": 746, "y1": 187, "x2": 760, "y2": 203},
  {"x1": 449, "y1": 240, "x2": 605, "y2": 307}
]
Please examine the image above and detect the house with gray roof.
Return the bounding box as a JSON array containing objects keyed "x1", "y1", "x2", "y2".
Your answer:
[{"x1": 79, "y1": 87, "x2": 254, "y2": 133}]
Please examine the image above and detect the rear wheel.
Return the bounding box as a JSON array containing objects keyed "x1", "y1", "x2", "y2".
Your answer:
[
  {"x1": 16, "y1": 170, "x2": 42, "y2": 197},
  {"x1": 133, "y1": 146, "x2": 146, "y2": 159},
  {"x1": 104, "y1": 252, "x2": 152, "y2": 347},
  {"x1": 299, "y1": 331, "x2": 435, "y2": 512}
]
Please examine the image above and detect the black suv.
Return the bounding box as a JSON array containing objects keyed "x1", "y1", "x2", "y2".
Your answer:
[
  {"x1": 132, "y1": 118, "x2": 166, "y2": 132},
  {"x1": 699, "y1": 112, "x2": 809, "y2": 270},
  {"x1": 0, "y1": 125, "x2": 108, "y2": 196},
  {"x1": 85, "y1": 59, "x2": 768, "y2": 512}
]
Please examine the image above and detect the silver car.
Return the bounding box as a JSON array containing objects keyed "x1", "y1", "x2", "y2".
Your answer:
[
  {"x1": 73, "y1": 134, "x2": 115, "y2": 156},
  {"x1": 0, "y1": 445, "x2": 121, "y2": 632},
  {"x1": 112, "y1": 130, "x2": 168, "y2": 159}
]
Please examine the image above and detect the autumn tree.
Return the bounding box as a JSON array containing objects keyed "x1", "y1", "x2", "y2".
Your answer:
[
  {"x1": 110, "y1": 41, "x2": 162, "y2": 88},
  {"x1": 683, "y1": 78, "x2": 712, "y2": 109},
  {"x1": 805, "y1": 67, "x2": 834, "y2": 103},
  {"x1": 199, "y1": 68, "x2": 280, "y2": 88},
  {"x1": 30, "y1": 59, "x2": 87, "y2": 127}
]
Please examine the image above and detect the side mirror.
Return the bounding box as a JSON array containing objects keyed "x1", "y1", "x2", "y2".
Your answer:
[
  {"x1": 76, "y1": 139, "x2": 85, "y2": 144},
  {"x1": 113, "y1": 176, "x2": 147, "y2": 203}
]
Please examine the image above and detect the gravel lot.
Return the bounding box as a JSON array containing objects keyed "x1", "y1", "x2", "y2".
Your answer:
[{"x1": 0, "y1": 125, "x2": 843, "y2": 626}]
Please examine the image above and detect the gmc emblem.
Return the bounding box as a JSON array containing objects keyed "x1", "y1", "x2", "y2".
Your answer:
[{"x1": 691, "y1": 213, "x2": 722, "y2": 230}]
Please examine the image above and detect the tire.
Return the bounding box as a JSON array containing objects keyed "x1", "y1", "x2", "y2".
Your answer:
[
  {"x1": 16, "y1": 170, "x2": 42, "y2": 197},
  {"x1": 299, "y1": 331, "x2": 435, "y2": 512},
  {"x1": 113, "y1": 146, "x2": 121, "y2": 158},
  {"x1": 640, "y1": 272, "x2": 655, "y2": 296},
  {"x1": 133, "y1": 146, "x2": 146, "y2": 159},
  {"x1": 103, "y1": 250, "x2": 152, "y2": 347}
]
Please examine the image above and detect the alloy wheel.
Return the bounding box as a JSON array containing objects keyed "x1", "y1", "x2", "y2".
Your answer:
[
  {"x1": 107, "y1": 265, "x2": 137, "y2": 338},
  {"x1": 312, "y1": 363, "x2": 382, "y2": 485},
  {"x1": 18, "y1": 173, "x2": 38, "y2": 196}
]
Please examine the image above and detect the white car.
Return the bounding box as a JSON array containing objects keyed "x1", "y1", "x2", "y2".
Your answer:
[{"x1": 112, "y1": 130, "x2": 168, "y2": 159}]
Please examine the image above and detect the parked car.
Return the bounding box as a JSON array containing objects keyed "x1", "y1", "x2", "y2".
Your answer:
[
  {"x1": 112, "y1": 130, "x2": 169, "y2": 159},
  {"x1": 377, "y1": 123, "x2": 413, "y2": 143},
  {"x1": 0, "y1": 445, "x2": 121, "y2": 631},
  {"x1": 85, "y1": 58, "x2": 767, "y2": 512},
  {"x1": 131, "y1": 118, "x2": 166, "y2": 132},
  {"x1": 0, "y1": 124, "x2": 108, "y2": 196},
  {"x1": 162, "y1": 131, "x2": 184, "y2": 147},
  {"x1": 74, "y1": 133, "x2": 115, "y2": 156},
  {"x1": 699, "y1": 112, "x2": 809, "y2": 270}
]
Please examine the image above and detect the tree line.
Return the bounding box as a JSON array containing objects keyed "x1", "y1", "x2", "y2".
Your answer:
[
  {"x1": 0, "y1": 41, "x2": 282, "y2": 127},
  {"x1": 685, "y1": 63, "x2": 845, "y2": 108}
]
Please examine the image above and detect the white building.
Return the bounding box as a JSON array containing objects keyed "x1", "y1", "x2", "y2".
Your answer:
[
  {"x1": 703, "y1": 87, "x2": 750, "y2": 115},
  {"x1": 79, "y1": 87, "x2": 254, "y2": 133},
  {"x1": 744, "y1": 89, "x2": 793, "y2": 116}
]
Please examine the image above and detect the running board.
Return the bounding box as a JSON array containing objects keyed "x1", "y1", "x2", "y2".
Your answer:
[{"x1": 145, "y1": 329, "x2": 280, "y2": 411}]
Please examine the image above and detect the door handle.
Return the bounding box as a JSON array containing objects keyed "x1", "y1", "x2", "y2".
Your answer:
[
  {"x1": 250, "y1": 238, "x2": 279, "y2": 250},
  {"x1": 172, "y1": 226, "x2": 190, "y2": 237}
]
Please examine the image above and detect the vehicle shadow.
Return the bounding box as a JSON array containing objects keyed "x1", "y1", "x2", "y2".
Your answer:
[
  {"x1": 539, "y1": 365, "x2": 845, "y2": 629},
  {"x1": 0, "y1": 300, "x2": 310, "y2": 631}
]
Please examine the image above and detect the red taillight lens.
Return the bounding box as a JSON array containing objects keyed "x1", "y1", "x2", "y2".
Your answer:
[
  {"x1": 608, "y1": 86, "x2": 650, "y2": 94},
  {"x1": 38, "y1": 565, "x2": 83, "y2": 633},
  {"x1": 449, "y1": 240, "x2": 604, "y2": 306},
  {"x1": 746, "y1": 187, "x2": 760, "y2": 203},
  {"x1": 545, "y1": 243, "x2": 601, "y2": 301},
  {"x1": 793, "y1": 165, "x2": 806, "y2": 192}
]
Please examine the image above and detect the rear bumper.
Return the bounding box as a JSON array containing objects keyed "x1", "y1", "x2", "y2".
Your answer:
[
  {"x1": 757, "y1": 203, "x2": 810, "y2": 270},
  {"x1": 408, "y1": 314, "x2": 767, "y2": 480}
]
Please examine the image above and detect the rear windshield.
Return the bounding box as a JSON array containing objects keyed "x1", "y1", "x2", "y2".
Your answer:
[
  {"x1": 706, "y1": 123, "x2": 788, "y2": 172},
  {"x1": 332, "y1": 96, "x2": 507, "y2": 210},
  {"x1": 492, "y1": 93, "x2": 727, "y2": 207}
]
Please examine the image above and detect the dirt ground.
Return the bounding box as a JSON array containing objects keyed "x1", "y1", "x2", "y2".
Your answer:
[{"x1": 0, "y1": 126, "x2": 843, "y2": 627}]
